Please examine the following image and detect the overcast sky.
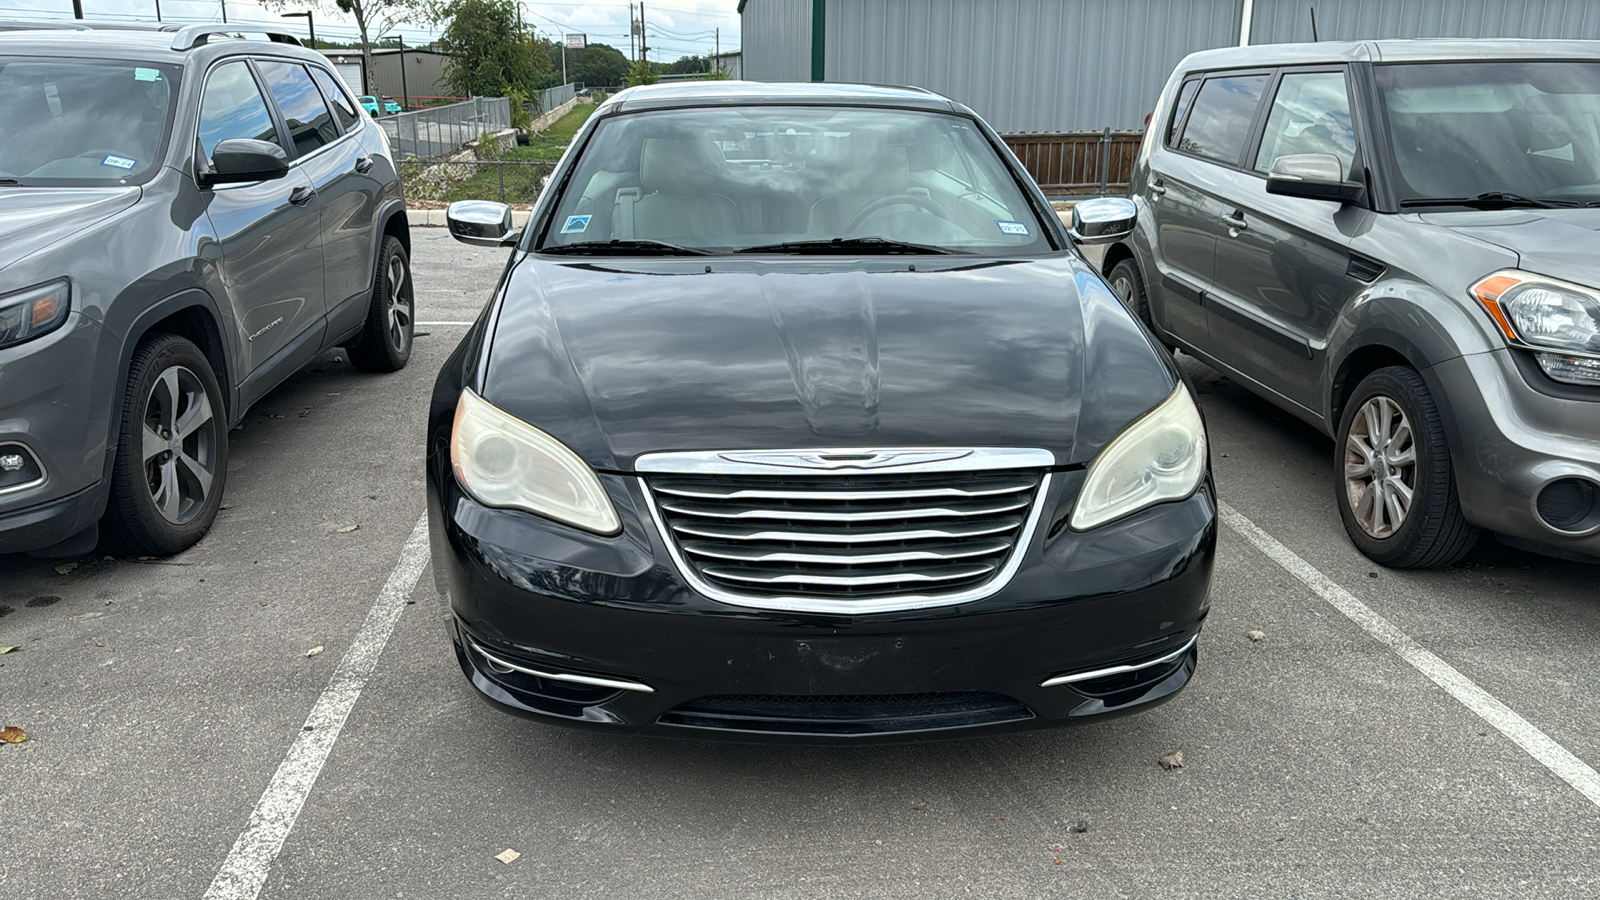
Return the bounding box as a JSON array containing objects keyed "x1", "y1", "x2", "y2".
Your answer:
[{"x1": 3, "y1": 0, "x2": 741, "y2": 60}]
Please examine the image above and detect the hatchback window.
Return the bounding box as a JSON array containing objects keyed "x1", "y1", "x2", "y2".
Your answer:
[
  {"x1": 1254, "y1": 71, "x2": 1357, "y2": 178},
  {"x1": 0, "y1": 58, "x2": 178, "y2": 185},
  {"x1": 257, "y1": 61, "x2": 338, "y2": 156},
  {"x1": 1175, "y1": 73, "x2": 1270, "y2": 165},
  {"x1": 198, "y1": 61, "x2": 282, "y2": 162},
  {"x1": 310, "y1": 66, "x2": 362, "y2": 133},
  {"x1": 541, "y1": 106, "x2": 1048, "y2": 255},
  {"x1": 1165, "y1": 79, "x2": 1200, "y2": 149},
  {"x1": 1376, "y1": 61, "x2": 1600, "y2": 204}
]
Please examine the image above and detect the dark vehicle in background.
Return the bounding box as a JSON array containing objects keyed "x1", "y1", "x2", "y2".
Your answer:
[
  {"x1": 1106, "y1": 40, "x2": 1600, "y2": 567},
  {"x1": 427, "y1": 82, "x2": 1215, "y2": 742},
  {"x1": 0, "y1": 23, "x2": 413, "y2": 557}
]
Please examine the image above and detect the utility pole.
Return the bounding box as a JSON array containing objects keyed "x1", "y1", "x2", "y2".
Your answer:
[
  {"x1": 398, "y1": 34, "x2": 409, "y2": 110},
  {"x1": 715, "y1": 27, "x2": 719, "y2": 72},
  {"x1": 155, "y1": 0, "x2": 162, "y2": 22},
  {"x1": 628, "y1": 4, "x2": 635, "y2": 63},
  {"x1": 639, "y1": 2, "x2": 647, "y2": 66},
  {"x1": 281, "y1": 11, "x2": 315, "y2": 48},
  {"x1": 72, "y1": 0, "x2": 82, "y2": 18},
  {"x1": 220, "y1": 1, "x2": 228, "y2": 25}
]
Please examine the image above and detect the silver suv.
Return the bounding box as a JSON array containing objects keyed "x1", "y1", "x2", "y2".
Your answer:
[{"x1": 1104, "y1": 39, "x2": 1600, "y2": 567}]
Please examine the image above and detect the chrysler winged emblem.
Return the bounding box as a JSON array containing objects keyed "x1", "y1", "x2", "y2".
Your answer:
[{"x1": 716, "y1": 448, "x2": 975, "y2": 471}]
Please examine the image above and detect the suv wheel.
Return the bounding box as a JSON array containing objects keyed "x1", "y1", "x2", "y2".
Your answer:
[
  {"x1": 1335, "y1": 367, "x2": 1478, "y2": 568},
  {"x1": 345, "y1": 235, "x2": 414, "y2": 372},
  {"x1": 102, "y1": 334, "x2": 228, "y2": 556}
]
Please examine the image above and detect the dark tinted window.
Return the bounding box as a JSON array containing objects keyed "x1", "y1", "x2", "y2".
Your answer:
[
  {"x1": 1165, "y1": 79, "x2": 1200, "y2": 148},
  {"x1": 310, "y1": 66, "x2": 361, "y2": 132},
  {"x1": 1175, "y1": 73, "x2": 1270, "y2": 165},
  {"x1": 257, "y1": 61, "x2": 337, "y2": 156},
  {"x1": 198, "y1": 61, "x2": 281, "y2": 161},
  {"x1": 0, "y1": 57, "x2": 177, "y2": 184}
]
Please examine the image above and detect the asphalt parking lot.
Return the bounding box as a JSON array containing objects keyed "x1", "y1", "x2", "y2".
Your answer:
[{"x1": 2, "y1": 227, "x2": 1597, "y2": 899}]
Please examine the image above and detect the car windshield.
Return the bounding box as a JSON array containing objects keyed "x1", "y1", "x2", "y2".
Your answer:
[
  {"x1": 539, "y1": 105, "x2": 1051, "y2": 255},
  {"x1": 1376, "y1": 61, "x2": 1600, "y2": 206},
  {"x1": 0, "y1": 57, "x2": 179, "y2": 186}
]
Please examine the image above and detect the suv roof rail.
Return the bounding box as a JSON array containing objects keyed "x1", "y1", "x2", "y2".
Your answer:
[
  {"x1": 170, "y1": 24, "x2": 302, "y2": 51},
  {"x1": 0, "y1": 20, "x2": 93, "y2": 32}
]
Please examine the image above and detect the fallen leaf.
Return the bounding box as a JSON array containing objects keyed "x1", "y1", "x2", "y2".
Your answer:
[
  {"x1": 220, "y1": 503, "x2": 234, "y2": 510},
  {"x1": 1158, "y1": 749, "x2": 1184, "y2": 770},
  {"x1": 259, "y1": 601, "x2": 269, "y2": 608},
  {"x1": 1247, "y1": 630, "x2": 1266, "y2": 642},
  {"x1": 94, "y1": 641, "x2": 104, "y2": 648},
  {"x1": 494, "y1": 848, "x2": 521, "y2": 864},
  {"x1": 54, "y1": 563, "x2": 78, "y2": 575},
  {"x1": 335, "y1": 524, "x2": 359, "y2": 534},
  {"x1": 0, "y1": 726, "x2": 27, "y2": 744},
  {"x1": 306, "y1": 645, "x2": 324, "y2": 657},
  {"x1": 0, "y1": 646, "x2": 18, "y2": 654}
]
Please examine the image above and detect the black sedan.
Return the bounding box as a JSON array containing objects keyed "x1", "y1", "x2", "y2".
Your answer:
[{"x1": 427, "y1": 82, "x2": 1215, "y2": 742}]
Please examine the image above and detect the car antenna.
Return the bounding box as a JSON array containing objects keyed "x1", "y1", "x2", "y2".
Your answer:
[{"x1": 1309, "y1": 5, "x2": 1320, "y2": 41}]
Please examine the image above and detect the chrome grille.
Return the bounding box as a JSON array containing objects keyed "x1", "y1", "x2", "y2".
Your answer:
[{"x1": 641, "y1": 466, "x2": 1050, "y2": 612}]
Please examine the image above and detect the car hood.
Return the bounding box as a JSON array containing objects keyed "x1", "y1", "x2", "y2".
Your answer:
[
  {"x1": 1419, "y1": 208, "x2": 1600, "y2": 285},
  {"x1": 0, "y1": 186, "x2": 142, "y2": 273},
  {"x1": 479, "y1": 256, "x2": 1175, "y2": 471}
]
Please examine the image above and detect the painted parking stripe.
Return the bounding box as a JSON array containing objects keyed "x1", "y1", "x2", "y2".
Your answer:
[
  {"x1": 416, "y1": 320, "x2": 475, "y2": 326},
  {"x1": 203, "y1": 514, "x2": 431, "y2": 900},
  {"x1": 1219, "y1": 502, "x2": 1600, "y2": 811}
]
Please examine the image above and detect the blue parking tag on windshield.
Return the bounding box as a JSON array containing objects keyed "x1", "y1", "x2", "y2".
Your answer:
[
  {"x1": 996, "y1": 220, "x2": 1031, "y2": 236},
  {"x1": 561, "y1": 215, "x2": 592, "y2": 234},
  {"x1": 101, "y1": 155, "x2": 137, "y2": 170}
]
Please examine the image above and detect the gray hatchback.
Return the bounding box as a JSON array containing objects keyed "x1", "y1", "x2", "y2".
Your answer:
[
  {"x1": 0, "y1": 23, "x2": 412, "y2": 557},
  {"x1": 1105, "y1": 39, "x2": 1600, "y2": 567}
]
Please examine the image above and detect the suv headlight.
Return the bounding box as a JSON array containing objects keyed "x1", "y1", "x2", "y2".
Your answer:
[
  {"x1": 0, "y1": 279, "x2": 70, "y2": 350},
  {"x1": 450, "y1": 388, "x2": 621, "y2": 535},
  {"x1": 1470, "y1": 270, "x2": 1600, "y2": 386},
  {"x1": 1071, "y1": 384, "x2": 1208, "y2": 531}
]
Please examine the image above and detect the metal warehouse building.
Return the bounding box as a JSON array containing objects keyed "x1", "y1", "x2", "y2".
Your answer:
[{"x1": 738, "y1": 0, "x2": 1600, "y2": 132}]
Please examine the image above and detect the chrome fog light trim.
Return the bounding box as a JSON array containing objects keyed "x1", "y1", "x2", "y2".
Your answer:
[{"x1": 1040, "y1": 634, "x2": 1199, "y2": 688}]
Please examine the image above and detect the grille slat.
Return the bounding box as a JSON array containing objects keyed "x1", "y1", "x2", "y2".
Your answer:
[{"x1": 645, "y1": 467, "x2": 1047, "y2": 606}]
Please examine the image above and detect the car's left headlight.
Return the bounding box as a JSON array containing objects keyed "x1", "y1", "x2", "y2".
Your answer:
[
  {"x1": 1071, "y1": 384, "x2": 1208, "y2": 531},
  {"x1": 1470, "y1": 270, "x2": 1600, "y2": 386},
  {"x1": 450, "y1": 388, "x2": 622, "y2": 535}
]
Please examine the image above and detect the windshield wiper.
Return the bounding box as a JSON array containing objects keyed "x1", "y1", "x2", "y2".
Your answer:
[
  {"x1": 736, "y1": 237, "x2": 958, "y2": 255},
  {"x1": 539, "y1": 238, "x2": 712, "y2": 256},
  {"x1": 1400, "y1": 191, "x2": 1577, "y2": 210}
]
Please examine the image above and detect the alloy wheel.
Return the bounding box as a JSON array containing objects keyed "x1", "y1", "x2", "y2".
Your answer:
[
  {"x1": 1343, "y1": 394, "x2": 1416, "y2": 539},
  {"x1": 141, "y1": 365, "x2": 217, "y2": 525},
  {"x1": 386, "y1": 254, "x2": 412, "y2": 354}
]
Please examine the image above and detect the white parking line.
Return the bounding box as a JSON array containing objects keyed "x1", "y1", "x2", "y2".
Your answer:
[
  {"x1": 203, "y1": 514, "x2": 432, "y2": 900},
  {"x1": 416, "y1": 320, "x2": 475, "y2": 326},
  {"x1": 1219, "y1": 502, "x2": 1600, "y2": 811}
]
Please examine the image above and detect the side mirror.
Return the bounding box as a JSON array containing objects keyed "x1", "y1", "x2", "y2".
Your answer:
[
  {"x1": 1266, "y1": 153, "x2": 1365, "y2": 205},
  {"x1": 447, "y1": 200, "x2": 519, "y2": 247},
  {"x1": 204, "y1": 139, "x2": 289, "y2": 185},
  {"x1": 1069, "y1": 197, "x2": 1138, "y2": 244}
]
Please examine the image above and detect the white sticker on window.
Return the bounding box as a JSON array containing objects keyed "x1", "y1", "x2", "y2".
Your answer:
[
  {"x1": 134, "y1": 68, "x2": 161, "y2": 82},
  {"x1": 101, "y1": 155, "x2": 137, "y2": 170},
  {"x1": 996, "y1": 220, "x2": 1031, "y2": 236},
  {"x1": 561, "y1": 215, "x2": 592, "y2": 234}
]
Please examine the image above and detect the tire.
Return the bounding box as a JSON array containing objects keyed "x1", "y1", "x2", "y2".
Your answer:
[
  {"x1": 1334, "y1": 366, "x2": 1479, "y2": 568},
  {"x1": 1106, "y1": 258, "x2": 1153, "y2": 329},
  {"x1": 345, "y1": 235, "x2": 414, "y2": 373},
  {"x1": 101, "y1": 334, "x2": 228, "y2": 556}
]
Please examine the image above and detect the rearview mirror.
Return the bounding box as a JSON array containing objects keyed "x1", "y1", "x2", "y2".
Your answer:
[
  {"x1": 1266, "y1": 153, "x2": 1365, "y2": 205},
  {"x1": 203, "y1": 139, "x2": 289, "y2": 185},
  {"x1": 1069, "y1": 197, "x2": 1138, "y2": 245},
  {"x1": 447, "y1": 200, "x2": 519, "y2": 247}
]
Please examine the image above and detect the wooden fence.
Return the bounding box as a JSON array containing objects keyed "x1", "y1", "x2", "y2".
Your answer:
[{"x1": 1002, "y1": 129, "x2": 1146, "y2": 195}]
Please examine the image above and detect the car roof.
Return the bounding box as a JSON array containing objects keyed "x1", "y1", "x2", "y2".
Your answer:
[
  {"x1": 605, "y1": 80, "x2": 960, "y2": 114},
  {"x1": 1179, "y1": 38, "x2": 1600, "y2": 72},
  {"x1": 0, "y1": 24, "x2": 324, "y2": 66}
]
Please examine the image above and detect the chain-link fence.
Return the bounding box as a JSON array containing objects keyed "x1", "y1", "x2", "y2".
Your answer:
[
  {"x1": 400, "y1": 159, "x2": 557, "y2": 206},
  {"x1": 380, "y1": 97, "x2": 513, "y2": 161}
]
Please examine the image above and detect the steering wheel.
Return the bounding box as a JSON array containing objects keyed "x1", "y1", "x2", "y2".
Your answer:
[{"x1": 846, "y1": 193, "x2": 949, "y2": 231}]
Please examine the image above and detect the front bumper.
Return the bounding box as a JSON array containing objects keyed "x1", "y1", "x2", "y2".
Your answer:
[
  {"x1": 427, "y1": 464, "x2": 1216, "y2": 743},
  {"x1": 1429, "y1": 348, "x2": 1600, "y2": 560}
]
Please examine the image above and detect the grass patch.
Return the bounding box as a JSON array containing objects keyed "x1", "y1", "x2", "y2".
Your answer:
[
  {"x1": 400, "y1": 102, "x2": 596, "y2": 206},
  {"x1": 506, "y1": 104, "x2": 596, "y2": 162}
]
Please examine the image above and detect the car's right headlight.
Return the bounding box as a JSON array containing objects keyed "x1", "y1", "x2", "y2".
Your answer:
[
  {"x1": 450, "y1": 388, "x2": 621, "y2": 535},
  {"x1": 0, "y1": 279, "x2": 70, "y2": 350},
  {"x1": 1070, "y1": 385, "x2": 1208, "y2": 531}
]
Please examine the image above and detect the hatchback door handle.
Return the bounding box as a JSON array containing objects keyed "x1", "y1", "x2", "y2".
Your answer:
[
  {"x1": 289, "y1": 185, "x2": 316, "y2": 206},
  {"x1": 1223, "y1": 212, "x2": 1248, "y2": 234},
  {"x1": 1149, "y1": 180, "x2": 1168, "y2": 197},
  {"x1": 355, "y1": 156, "x2": 374, "y2": 174}
]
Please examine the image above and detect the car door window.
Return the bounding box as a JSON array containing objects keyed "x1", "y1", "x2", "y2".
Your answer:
[
  {"x1": 1175, "y1": 73, "x2": 1270, "y2": 166},
  {"x1": 197, "y1": 61, "x2": 282, "y2": 162},
  {"x1": 1254, "y1": 71, "x2": 1357, "y2": 178},
  {"x1": 256, "y1": 61, "x2": 337, "y2": 157},
  {"x1": 1165, "y1": 79, "x2": 1201, "y2": 148},
  {"x1": 309, "y1": 66, "x2": 361, "y2": 133}
]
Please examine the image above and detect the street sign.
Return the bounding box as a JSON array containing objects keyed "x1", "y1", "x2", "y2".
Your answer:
[{"x1": 564, "y1": 33, "x2": 586, "y2": 49}]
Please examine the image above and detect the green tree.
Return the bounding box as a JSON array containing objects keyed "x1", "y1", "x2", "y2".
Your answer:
[
  {"x1": 622, "y1": 58, "x2": 659, "y2": 88},
  {"x1": 433, "y1": 0, "x2": 551, "y2": 97}
]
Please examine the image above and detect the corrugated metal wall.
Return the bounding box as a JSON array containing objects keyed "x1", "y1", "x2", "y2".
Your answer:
[
  {"x1": 1250, "y1": 0, "x2": 1600, "y2": 44},
  {"x1": 742, "y1": 0, "x2": 814, "y2": 83}
]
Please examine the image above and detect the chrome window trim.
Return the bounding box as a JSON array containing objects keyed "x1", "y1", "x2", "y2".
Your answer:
[
  {"x1": 638, "y1": 463, "x2": 1054, "y2": 615},
  {"x1": 634, "y1": 446, "x2": 1057, "y2": 476},
  {"x1": 0, "y1": 442, "x2": 47, "y2": 497},
  {"x1": 1039, "y1": 634, "x2": 1199, "y2": 688},
  {"x1": 466, "y1": 637, "x2": 654, "y2": 693}
]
